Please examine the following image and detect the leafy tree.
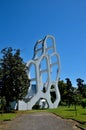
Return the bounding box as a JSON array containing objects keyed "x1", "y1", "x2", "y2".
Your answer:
[
  {"x1": 76, "y1": 78, "x2": 84, "y2": 94},
  {"x1": 81, "y1": 99, "x2": 86, "y2": 108},
  {"x1": 58, "y1": 80, "x2": 67, "y2": 103},
  {"x1": 82, "y1": 84, "x2": 86, "y2": 98},
  {"x1": 65, "y1": 78, "x2": 74, "y2": 107},
  {"x1": 76, "y1": 78, "x2": 86, "y2": 98},
  {"x1": 0, "y1": 47, "x2": 30, "y2": 110},
  {"x1": 0, "y1": 59, "x2": 3, "y2": 97},
  {"x1": 0, "y1": 96, "x2": 6, "y2": 113},
  {"x1": 73, "y1": 88, "x2": 82, "y2": 112},
  {"x1": 58, "y1": 78, "x2": 86, "y2": 107}
]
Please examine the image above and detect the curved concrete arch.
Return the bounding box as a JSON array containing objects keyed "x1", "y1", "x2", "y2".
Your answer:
[{"x1": 19, "y1": 35, "x2": 61, "y2": 110}]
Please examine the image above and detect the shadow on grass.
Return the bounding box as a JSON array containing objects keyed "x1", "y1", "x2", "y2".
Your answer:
[
  {"x1": 65, "y1": 109, "x2": 75, "y2": 111},
  {"x1": 3, "y1": 119, "x2": 11, "y2": 121},
  {"x1": 81, "y1": 113, "x2": 86, "y2": 115},
  {"x1": 0, "y1": 110, "x2": 16, "y2": 114}
]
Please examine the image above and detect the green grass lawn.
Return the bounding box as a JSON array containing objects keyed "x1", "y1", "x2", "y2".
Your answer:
[
  {"x1": 47, "y1": 106, "x2": 86, "y2": 129},
  {"x1": 0, "y1": 113, "x2": 17, "y2": 121},
  {"x1": 47, "y1": 106, "x2": 86, "y2": 122}
]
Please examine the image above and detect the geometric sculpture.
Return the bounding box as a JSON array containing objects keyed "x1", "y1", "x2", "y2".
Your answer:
[{"x1": 19, "y1": 35, "x2": 60, "y2": 110}]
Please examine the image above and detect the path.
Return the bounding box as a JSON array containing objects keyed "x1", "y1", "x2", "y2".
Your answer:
[{"x1": 0, "y1": 112, "x2": 81, "y2": 130}]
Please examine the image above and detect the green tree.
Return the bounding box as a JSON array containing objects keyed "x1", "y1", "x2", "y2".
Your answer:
[
  {"x1": 76, "y1": 78, "x2": 86, "y2": 98},
  {"x1": 73, "y1": 88, "x2": 82, "y2": 114},
  {"x1": 58, "y1": 80, "x2": 67, "y2": 104},
  {"x1": 65, "y1": 78, "x2": 74, "y2": 107},
  {"x1": 0, "y1": 59, "x2": 3, "y2": 98},
  {"x1": 82, "y1": 84, "x2": 86, "y2": 98},
  {"x1": 0, "y1": 47, "x2": 30, "y2": 110},
  {"x1": 76, "y1": 78, "x2": 84, "y2": 94},
  {"x1": 81, "y1": 99, "x2": 86, "y2": 108}
]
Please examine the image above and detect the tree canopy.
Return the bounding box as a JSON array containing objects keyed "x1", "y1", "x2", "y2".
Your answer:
[
  {"x1": 58, "y1": 78, "x2": 86, "y2": 107},
  {"x1": 0, "y1": 47, "x2": 30, "y2": 109}
]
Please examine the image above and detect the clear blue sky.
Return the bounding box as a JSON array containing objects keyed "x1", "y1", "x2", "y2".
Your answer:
[{"x1": 0, "y1": 0, "x2": 86, "y2": 86}]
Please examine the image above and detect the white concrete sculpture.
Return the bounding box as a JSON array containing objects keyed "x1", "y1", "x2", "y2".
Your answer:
[{"x1": 19, "y1": 35, "x2": 60, "y2": 110}]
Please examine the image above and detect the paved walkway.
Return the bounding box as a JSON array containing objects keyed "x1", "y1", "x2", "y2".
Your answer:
[{"x1": 0, "y1": 112, "x2": 81, "y2": 130}]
